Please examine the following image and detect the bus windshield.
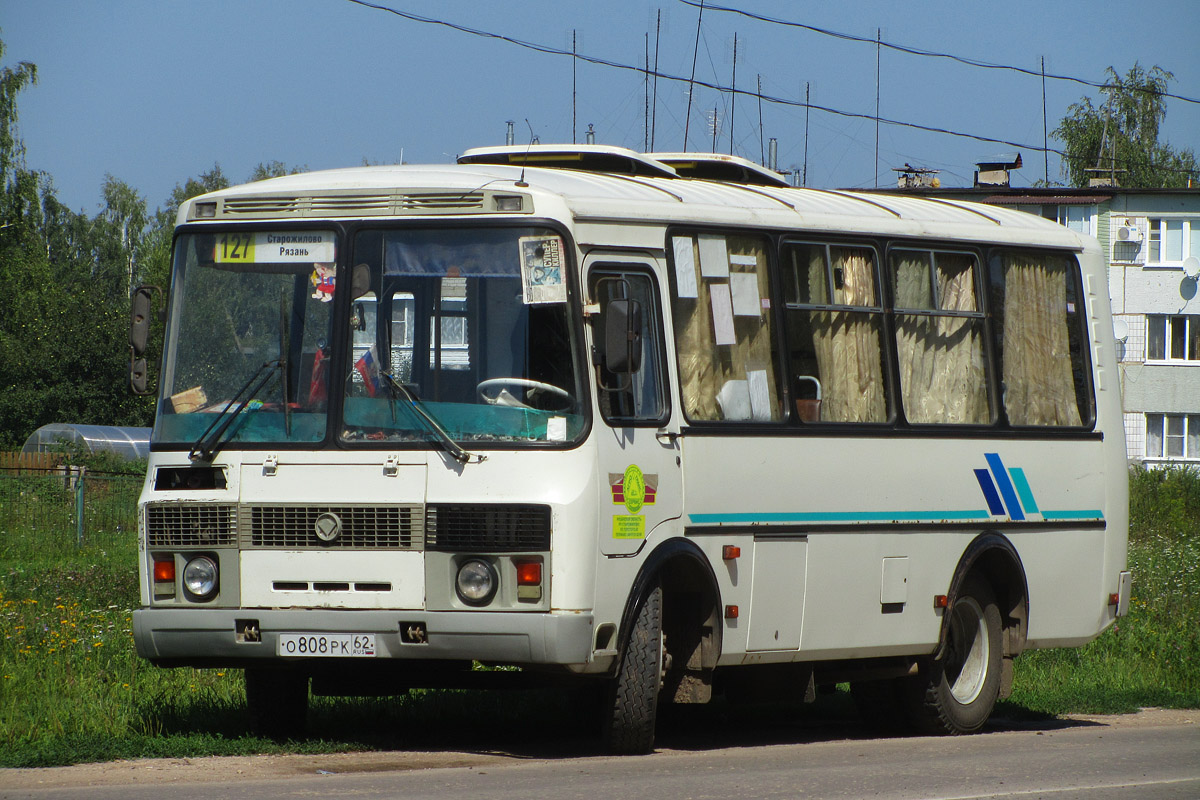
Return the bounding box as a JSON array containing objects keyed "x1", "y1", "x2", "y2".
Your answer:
[
  {"x1": 342, "y1": 227, "x2": 584, "y2": 446},
  {"x1": 154, "y1": 226, "x2": 585, "y2": 451}
]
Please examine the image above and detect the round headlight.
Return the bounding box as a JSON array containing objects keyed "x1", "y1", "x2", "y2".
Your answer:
[
  {"x1": 183, "y1": 556, "x2": 219, "y2": 599},
  {"x1": 455, "y1": 558, "x2": 497, "y2": 606}
]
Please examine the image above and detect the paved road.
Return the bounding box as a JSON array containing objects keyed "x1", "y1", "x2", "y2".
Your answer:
[{"x1": 4, "y1": 709, "x2": 1197, "y2": 799}]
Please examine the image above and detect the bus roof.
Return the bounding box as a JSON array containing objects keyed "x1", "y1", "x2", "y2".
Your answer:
[{"x1": 178, "y1": 155, "x2": 1087, "y2": 251}]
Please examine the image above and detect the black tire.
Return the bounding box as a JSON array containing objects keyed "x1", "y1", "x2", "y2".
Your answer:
[
  {"x1": 245, "y1": 668, "x2": 309, "y2": 740},
  {"x1": 905, "y1": 574, "x2": 1003, "y2": 735},
  {"x1": 604, "y1": 584, "x2": 664, "y2": 754}
]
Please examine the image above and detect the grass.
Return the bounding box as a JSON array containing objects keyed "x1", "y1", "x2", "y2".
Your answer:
[{"x1": 1, "y1": 466, "x2": 1198, "y2": 767}]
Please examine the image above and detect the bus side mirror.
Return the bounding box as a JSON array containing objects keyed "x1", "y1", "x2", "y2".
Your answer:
[
  {"x1": 604, "y1": 298, "x2": 643, "y2": 374},
  {"x1": 129, "y1": 285, "x2": 160, "y2": 396}
]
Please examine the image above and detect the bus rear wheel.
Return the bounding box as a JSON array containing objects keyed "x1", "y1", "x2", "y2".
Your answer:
[
  {"x1": 245, "y1": 668, "x2": 309, "y2": 740},
  {"x1": 604, "y1": 584, "x2": 664, "y2": 754},
  {"x1": 906, "y1": 574, "x2": 1002, "y2": 735}
]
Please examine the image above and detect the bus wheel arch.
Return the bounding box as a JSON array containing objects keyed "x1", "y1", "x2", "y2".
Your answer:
[
  {"x1": 906, "y1": 532, "x2": 1029, "y2": 734},
  {"x1": 605, "y1": 538, "x2": 723, "y2": 753}
]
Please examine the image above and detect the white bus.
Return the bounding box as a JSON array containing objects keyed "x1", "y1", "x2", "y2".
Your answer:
[{"x1": 130, "y1": 145, "x2": 1129, "y2": 753}]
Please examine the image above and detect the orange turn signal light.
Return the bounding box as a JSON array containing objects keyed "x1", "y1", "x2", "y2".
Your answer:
[
  {"x1": 722, "y1": 545, "x2": 741, "y2": 560},
  {"x1": 933, "y1": 595, "x2": 949, "y2": 609},
  {"x1": 515, "y1": 560, "x2": 542, "y2": 586},
  {"x1": 725, "y1": 604, "x2": 739, "y2": 619},
  {"x1": 153, "y1": 559, "x2": 175, "y2": 583}
]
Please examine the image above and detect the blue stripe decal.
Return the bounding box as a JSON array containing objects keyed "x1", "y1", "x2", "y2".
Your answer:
[
  {"x1": 1040, "y1": 510, "x2": 1105, "y2": 520},
  {"x1": 689, "y1": 510, "x2": 992, "y2": 524},
  {"x1": 985, "y1": 453, "x2": 1025, "y2": 521},
  {"x1": 974, "y1": 468, "x2": 1006, "y2": 516},
  {"x1": 1008, "y1": 468, "x2": 1040, "y2": 514}
]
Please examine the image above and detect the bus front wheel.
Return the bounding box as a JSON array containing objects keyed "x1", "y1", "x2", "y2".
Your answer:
[
  {"x1": 604, "y1": 584, "x2": 664, "y2": 754},
  {"x1": 906, "y1": 574, "x2": 1002, "y2": 735}
]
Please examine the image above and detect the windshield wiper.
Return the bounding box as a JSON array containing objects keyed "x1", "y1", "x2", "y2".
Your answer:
[
  {"x1": 189, "y1": 359, "x2": 283, "y2": 462},
  {"x1": 380, "y1": 372, "x2": 486, "y2": 465}
]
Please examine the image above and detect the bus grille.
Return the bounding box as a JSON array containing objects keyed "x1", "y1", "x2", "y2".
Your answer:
[
  {"x1": 425, "y1": 504, "x2": 551, "y2": 552},
  {"x1": 146, "y1": 504, "x2": 237, "y2": 547},
  {"x1": 242, "y1": 505, "x2": 421, "y2": 550}
]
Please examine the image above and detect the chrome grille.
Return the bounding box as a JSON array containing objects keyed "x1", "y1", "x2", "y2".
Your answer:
[
  {"x1": 146, "y1": 504, "x2": 237, "y2": 547},
  {"x1": 242, "y1": 505, "x2": 421, "y2": 550},
  {"x1": 425, "y1": 504, "x2": 551, "y2": 552}
]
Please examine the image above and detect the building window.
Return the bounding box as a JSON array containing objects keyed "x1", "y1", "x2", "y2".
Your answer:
[
  {"x1": 1146, "y1": 413, "x2": 1200, "y2": 460},
  {"x1": 1146, "y1": 315, "x2": 1200, "y2": 362},
  {"x1": 1057, "y1": 205, "x2": 1094, "y2": 236},
  {"x1": 1147, "y1": 218, "x2": 1200, "y2": 264}
]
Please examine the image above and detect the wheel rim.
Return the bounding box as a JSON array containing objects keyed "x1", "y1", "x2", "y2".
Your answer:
[{"x1": 945, "y1": 596, "x2": 989, "y2": 705}]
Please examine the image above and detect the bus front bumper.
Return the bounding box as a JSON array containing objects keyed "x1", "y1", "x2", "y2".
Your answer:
[{"x1": 133, "y1": 607, "x2": 596, "y2": 668}]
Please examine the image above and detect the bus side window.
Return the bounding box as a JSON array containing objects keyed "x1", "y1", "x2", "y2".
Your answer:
[
  {"x1": 670, "y1": 233, "x2": 781, "y2": 423},
  {"x1": 590, "y1": 270, "x2": 667, "y2": 424},
  {"x1": 890, "y1": 249, "x2": 991, "y2": 425},
  {"x1": 782, "y1": 241, "x2": 890, "y2": 424},
  {"x1": 989, "y1": 250, "x2": 1093, "y2": 427}
]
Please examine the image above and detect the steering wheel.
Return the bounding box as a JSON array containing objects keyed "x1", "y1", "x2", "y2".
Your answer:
[{"x1": 477, "y1": 378, "x2": 574, "y2": 411}]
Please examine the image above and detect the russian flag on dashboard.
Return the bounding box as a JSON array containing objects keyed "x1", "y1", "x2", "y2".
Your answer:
[{"x1": 354, "y1": 345, "x2": 382, "y2": 397}]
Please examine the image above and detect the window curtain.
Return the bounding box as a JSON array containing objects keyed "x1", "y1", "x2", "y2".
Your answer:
[
  {"x1": 999, "y1": 253, "x2": 1082, "y2": 426},
  {"x1": 808, "y1": 247, "x2": 887, "y2": 422},
  {"x1": 893, "y1": 253, "x2": 989, "y2": 424},
  {"x1": 674, "y1": 234, "x2": 779, "y2": 421}
]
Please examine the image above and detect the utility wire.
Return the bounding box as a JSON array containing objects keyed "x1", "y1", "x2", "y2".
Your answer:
[
  {"x1": 684, "y1": 0, "x2": 1200, "y2": 106},
  {"x1": 341, "y1": 0, "x2": 1197, "y2": 175}
]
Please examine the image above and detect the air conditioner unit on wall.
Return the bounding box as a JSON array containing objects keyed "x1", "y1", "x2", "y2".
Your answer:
[{"x1": 1116, "y1": 224, "x2": 1143, "y2": 243}]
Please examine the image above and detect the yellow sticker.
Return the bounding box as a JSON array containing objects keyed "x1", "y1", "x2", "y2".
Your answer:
[
  {"x1": 623, "y1": 464, "x2": 646, "y2": 514},
  {"x1": 214, "y1": 233, "x2": 255, "y2": 263},
  {"x1": 613, "y1": 515, "x2": 646, "y2": 539}
]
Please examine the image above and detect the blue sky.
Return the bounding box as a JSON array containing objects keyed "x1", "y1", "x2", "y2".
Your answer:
[{"x1": 3, "y1": 0, "x2": 1198, "y2": 214}]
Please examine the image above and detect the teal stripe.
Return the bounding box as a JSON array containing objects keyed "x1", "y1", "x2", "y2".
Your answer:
[
  {"x1": 689, "y1": 509, "x2": 992, "y2": 524},
  {"x1": 1008, "y1": 468, "x2": 1040, "y2": 514},
  {"x1": 1040, "y1": 509, "x2": 1105, "y2": 520}
]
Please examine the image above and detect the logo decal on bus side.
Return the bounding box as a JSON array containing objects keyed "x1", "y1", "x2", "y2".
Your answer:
[
  {"x1": 974, "y1": 453, "x2": 1039, "y2": 521},
  {"x1": 610, "y1": 465, "x2": 657, "y2": 539}
]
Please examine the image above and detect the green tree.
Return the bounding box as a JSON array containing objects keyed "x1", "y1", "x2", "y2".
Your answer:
[{"x1": 1053, "y1": 63, "x2": 1199, "y2": 188}]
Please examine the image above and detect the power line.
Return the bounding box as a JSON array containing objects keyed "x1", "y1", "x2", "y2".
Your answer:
[
  {"x1": 340, "y1": 0, "x2": 1198, "y2": 177},
  {"x1": 684, "y1": 0, "x2": 1200, "y2": 106}
]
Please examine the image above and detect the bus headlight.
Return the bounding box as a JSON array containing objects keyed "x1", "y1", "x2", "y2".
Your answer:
[
  {"x1": 183, "y1": 556, "x2": 219, "y2": 599},
  {"x1": 455, "y1": 559, "x2": 498, "y2": 606}
]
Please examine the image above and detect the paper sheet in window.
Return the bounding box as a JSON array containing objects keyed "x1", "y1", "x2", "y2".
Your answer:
[
  {"x1": 709, "y1": 283, "x2": 736, "y2": 345},
  {"x1": 730, "y1": 272, "x2": 761, "y2": 316},
  {"x1": 717, "y1": 379, "x2": 752, "y2": 421},
  {"x1": 672, "y1": 236, "x2": 698, "y2": 298},
  {"x1": 698, "y1": 234, "x2": 730, "y2": 278},
  {"x1": 747, "y1": 369, "x2": 771, "y2": 421},
  {"x1": 519, "y1": 235, "x2": 567, "y2": 304}
]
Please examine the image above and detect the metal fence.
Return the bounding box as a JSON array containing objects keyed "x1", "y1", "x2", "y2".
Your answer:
[{"x1": 0, "y1": 466, "x2": 142, "y2": 556}]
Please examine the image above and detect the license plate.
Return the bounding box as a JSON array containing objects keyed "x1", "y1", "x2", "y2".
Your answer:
[{"x1": 277, "y1": 633, "x2": 376, "y2": 657}]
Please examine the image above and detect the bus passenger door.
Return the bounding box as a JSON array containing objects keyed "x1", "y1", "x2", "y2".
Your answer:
[{"x1": 587, "y1": 260, "x2": 682, "y2": 556}]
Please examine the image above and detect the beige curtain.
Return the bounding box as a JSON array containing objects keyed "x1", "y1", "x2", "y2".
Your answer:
[
  {"x1": 808, "y1": 247, "x2": 886, "y2": 422},
  {"x1": 894, "y1": 253, "x2": 989, "y2": 424},
  {"x1": 674, "y1": 235, "x2": 779, "y2": 421},
  {"x1": 1000, "y1": 253, "x2": 1082, "y2": 426}
]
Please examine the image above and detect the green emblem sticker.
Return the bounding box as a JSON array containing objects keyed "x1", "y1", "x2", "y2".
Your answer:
[{"x1": 623, "y1": 464, "x2": 646, "y2": 514}]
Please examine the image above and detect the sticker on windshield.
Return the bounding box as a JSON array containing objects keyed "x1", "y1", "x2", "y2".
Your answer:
[
  {"x1": 310, "y1": 264, "x2": 335, "y2": 302},
  {"x1": 519, "y1": 235, "x2": 566, "y2": 304},
  {"x1": 213, "y1": 231, "x2": 336, "y2": 265}
]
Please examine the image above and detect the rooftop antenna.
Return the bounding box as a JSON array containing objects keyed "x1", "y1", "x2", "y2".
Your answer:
[
  {"x1": 684, "y1": 0, "x2": 705, "y2": 150},
  {"x1": 515, "y1": 119, "x2": 536, "y2": 188},
  {"x1": 729, "y1": 32, "x2": 738, "y2": 155},
  {"x1": 506, "y1": 120, "x2": 515, "y2": 146},
  {"x1": 651, "y1": 10, "x2": 661, "y2": 151},
  {"x1": 757, "y1": 74, "x2": 765, "y2": 166}
]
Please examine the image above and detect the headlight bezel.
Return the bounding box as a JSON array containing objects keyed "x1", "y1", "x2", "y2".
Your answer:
[
  {"x1": 455, "y1": 557, "x2": 498, "y2": 607},
  {"x1": 182, "y1": 555, "x2": 219, "y2": 600}
]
